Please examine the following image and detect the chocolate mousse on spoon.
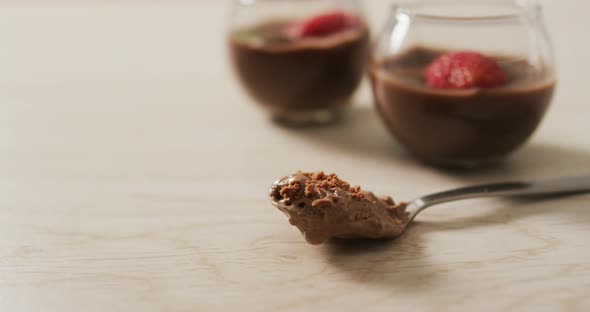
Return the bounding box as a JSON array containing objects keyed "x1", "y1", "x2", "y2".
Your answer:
[{"x1": 270, "y1": 172, "x2": 590, "y2": 245}]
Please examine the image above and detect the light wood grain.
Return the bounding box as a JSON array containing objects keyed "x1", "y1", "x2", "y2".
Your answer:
[{"x1": 0, "y1": 1, "x2": 589, "y2": 311}]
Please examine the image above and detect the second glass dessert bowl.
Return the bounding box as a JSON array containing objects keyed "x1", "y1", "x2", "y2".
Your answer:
[
  {"x1": 369, "y1": 0, "x2": 556, "y2": 167},
  {"x1": 229, "y1": 0, "x2": 369, "y2": 126}
]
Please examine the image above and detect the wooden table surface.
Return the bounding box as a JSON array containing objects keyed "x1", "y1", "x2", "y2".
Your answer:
[{"x1": 1, "y1": 1, "x2": 589, "y2": 311}]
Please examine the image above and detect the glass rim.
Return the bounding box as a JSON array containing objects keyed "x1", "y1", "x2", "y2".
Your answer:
[{"x1": 393, "y1": 0, "x2": 541, "y2": 23}]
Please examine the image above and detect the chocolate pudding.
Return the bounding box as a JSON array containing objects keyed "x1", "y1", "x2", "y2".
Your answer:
[
  {"x1": 369, "y1": 47, "x2": 556, "y2": 166},
  {"x1": 270, "y1": 171, "x2": 409, "y2": 245},
  {"x1": 230, "y1": 19, "x2": 369, "y2": 123}
]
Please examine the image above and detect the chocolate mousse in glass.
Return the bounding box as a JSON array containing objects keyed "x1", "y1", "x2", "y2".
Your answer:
[
  {"x1": 229, "y1": 0, "x2": 369, "y2": 126},
  {"x1": 369, "y1": 0, "x2": 556, "y2": 167}
]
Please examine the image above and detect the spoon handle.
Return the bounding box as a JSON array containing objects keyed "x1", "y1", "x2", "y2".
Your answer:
[{"x1": 407, "y1": 175, "x2": 590, "y2": 219}]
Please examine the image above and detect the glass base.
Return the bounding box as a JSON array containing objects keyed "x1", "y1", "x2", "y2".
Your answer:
[
  {"x1": 418, "y1": 156, "x2": 505, "y2": 170},
  {"x1": 271, "y1": 107, "x2": 344, "y2": 127}
]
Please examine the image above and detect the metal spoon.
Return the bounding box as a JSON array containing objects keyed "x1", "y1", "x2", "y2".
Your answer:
[
  {"x1": 270, "y1": 175, "x2": 590, "y2": 241},
  {"x1": 404, "y1": 175, "x2": 590, "y2": 223}
]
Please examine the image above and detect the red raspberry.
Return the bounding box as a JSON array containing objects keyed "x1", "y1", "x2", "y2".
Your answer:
[
  {"x1": 286, "y1": 11, "x2": 360, "y2": 39},
  {"x1": 424, "y1": 51, "x2": 508, "y2": 89}
]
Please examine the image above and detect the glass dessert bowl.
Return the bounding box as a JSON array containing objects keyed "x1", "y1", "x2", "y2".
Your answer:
[
  {"x1": 369, "y1": 0, "x2": 556, "y2": 167},
  {"x1": 229, "y1": 0, "x2": 369, "y2": 126}
]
